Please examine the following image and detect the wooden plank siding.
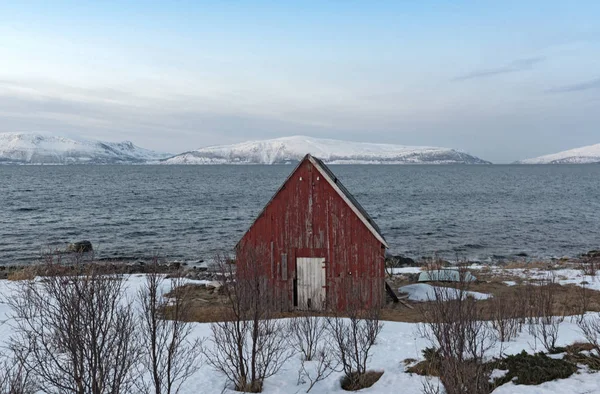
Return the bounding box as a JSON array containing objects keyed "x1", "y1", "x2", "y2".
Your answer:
[{"x1": 236, "y1": 155, "x2": 386, "y2": 312}]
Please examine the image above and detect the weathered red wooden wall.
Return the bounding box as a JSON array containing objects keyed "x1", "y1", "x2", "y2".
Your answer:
[{"x1": 237, "y1": 157, "x2": 385, "y2": 311}]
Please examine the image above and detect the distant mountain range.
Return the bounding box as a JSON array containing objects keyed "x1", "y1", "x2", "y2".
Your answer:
[
  {"x1": 0, "y1": 133, "x2": 170, "y2": 164},
  {"x1": 516, "y1": 143, "x2": 600, "y2": 164},
  {"x1": 163, "y1": 136, "x2": 490, "y2": 165},
  {"x1": 2, "y1": 132, "x2": 597, "y2": 166},
  {"x1": 0, "y1": 133, "x2": 490, "y2": 165}
]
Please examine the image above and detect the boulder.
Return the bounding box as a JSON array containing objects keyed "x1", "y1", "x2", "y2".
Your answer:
[
  {"x1": 66, "y1": 240, "x2": 93, "y2": 253},
  {"x1": 584, "y1": 250, "x2": 600, "y2": 259}
]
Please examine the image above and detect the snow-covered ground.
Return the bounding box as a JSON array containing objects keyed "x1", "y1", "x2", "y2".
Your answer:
[
  {"x1": 389, "y1": 267, "x2": 423, "y2": 275},
  {"x1": 487, "y1": 266, "x2": 600, "y2": 290},
  {"x1": 398, "y1": 283, "x2": 492, "y2": 301},
  {"x1": 1, "y1": 272, "x2": 600, "y2": 393},
  {"x1": 163, "y1": 135, "x2": 490, "y2": 165},
  {"x1": 0, "y1": 132, "x2": 170, "y2": 164},
  {"x1": 516, "y1": 143, "x2": 600, "y2": 164}
]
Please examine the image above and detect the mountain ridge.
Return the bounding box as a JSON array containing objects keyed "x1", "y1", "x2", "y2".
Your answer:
[
  {"x1": 162, "y1": 135, "x2": 491, "y2": 165},
  {"x1": 0, "y1": 132, "x2": 171, "y2": 164},
  {"x1": 515, "y1": 143, "x2": 600, "y2": 164}
]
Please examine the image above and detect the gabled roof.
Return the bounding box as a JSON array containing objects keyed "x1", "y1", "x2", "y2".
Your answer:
[
  {"x1": 308, "y1": 155, "x2": 388, "y2": 248},
  {"x1": 238, "y1": 154, "x2": 388, "y2": 248}
]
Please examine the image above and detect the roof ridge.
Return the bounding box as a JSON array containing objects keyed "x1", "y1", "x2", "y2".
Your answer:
[{"x1": 307, "y1": 155, "x2": 388, "y2": 248}]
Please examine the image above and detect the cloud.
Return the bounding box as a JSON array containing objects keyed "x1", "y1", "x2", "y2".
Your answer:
[
  {"x1": 546, "y1": 77, "x2": 600, "y2": 93},
  {"x1": 453, "y1": 57, "x2": 545, "y2": 81}
]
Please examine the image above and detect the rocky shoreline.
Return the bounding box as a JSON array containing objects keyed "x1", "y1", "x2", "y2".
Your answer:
[
  {"x1": 2, "y1": 250, "x2": 599, "y2": 281},
  {"x1": 1, "y1": 240, "x2": 598, "y2": 281},
  {"x1": 0, "y1": 258, "x2": 221, "y2": 281}
]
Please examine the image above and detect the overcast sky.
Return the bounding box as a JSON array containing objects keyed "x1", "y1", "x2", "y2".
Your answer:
[{"x1": 1, "y1": 1, "x2": 599, "y2": 163}]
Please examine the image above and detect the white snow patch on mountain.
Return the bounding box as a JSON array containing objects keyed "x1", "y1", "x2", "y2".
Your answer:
[
  {"x1": 516, "y1": 143, "x2": 600, "y2": 164},
  {"x1": 0, "y1": 132, "x2": 170, "y2": 164},
  {"x1": 163, "y1": 135, "x2": 490, "y2": 165}
]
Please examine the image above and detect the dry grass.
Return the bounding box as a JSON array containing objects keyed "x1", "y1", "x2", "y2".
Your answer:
[
  {"x1": 501, "y1": 261, "x2": 557, "y2": 270},
  {"x1": 340, "y1": 371, "x2": 384, "y2": 391},
  {"x1": 169, "y1": 269, "x2": 600, "y2": 324},
  {"x1": 7, "y1": 266, "x2": 37, "y2": 281},
  {"x1": 565, "y1": 342, "x2": 596, "y2": 353}
]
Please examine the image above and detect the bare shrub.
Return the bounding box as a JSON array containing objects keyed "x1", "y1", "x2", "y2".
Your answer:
[
  {"x1": 289, "y1": 312, "x2": 339, "y2": 393},
  {"x1": 580, "y1": 256, "x2": 598, "y2": 277},
  {"x1": 7, "y1": 254, "x2": 140, "y2": 394},
  {"x1": 421, "y1": 256, "x2": 447, "y2": 272},
  {"x1": 0, "y1": 352, "x2": 38, "y2": 394},
  {"x1": 529, "y1": 275, "x2": 564, "y2": 353},
  {"x1": 575, "y1": 280, "x2": 591, "y2": 324},
  {"x1": 326, "y1": 301, "x2": 383, "y2": 391},
  {"x1": 138, "y1": 260, "x2": 203, "y2": 394},
  {"x1": 418, "y1": 267, "x2": 496, "y2": 394},
  {"x1": 288, "y1": 312, "x2": 327, "y2": 362},
  {"x1": 578, "y1": 313, "x2": 600, "y2": 355},
  {"x1": 204, "y1": 251, "x2": 293, "y2": 392},
  {"x1": 489, "y1": 293, "x2": 522, "y2": 354},
  {"x1": 296, "y1": 346, "x2": 339, "y2": 393}
]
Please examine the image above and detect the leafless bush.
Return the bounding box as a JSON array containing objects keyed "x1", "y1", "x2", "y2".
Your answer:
[
  {"x1": 138, "y1": 260, "x2": 203, "y2": 394},
  {"x1": 288, "y1": 312, "x2": 339, "y2": 393},
  {"x1": 489, "y1": 294, "x2": 522, "y2": 353},
  {"x1": 578, "y1": 313, "x2": 600, "y2": 355},
  {"x1": 326, "y1": 300, "x2": 383, "y2": 391},
  {"x1": 529, "y1": 275, "x2": 564, "y2": 353},
  {"x1": 0, "y1": 352, "x2": 37, "y2": 394},
  {"x1": 204, "y1": 251, "x2": 293, "y2": 392},
  {"x1": 575, "y1": 281, "x2": 591, "y2": 324},
  {"x1": 580, "y1": 256, "x2": 598, "y2": 277},
  {"x1": 418, "y1": 268, "x2": 496, "y2": 394},
  {"x1": 296, "y1": 346, "x2": 339, "y2": 393},
  {"x1": 421, "y1": 378, "x2": 443, "y2": 394},
  {"x1": 288, "y1": 312, "x2": 327, "y2": 361},
  {"x1": 7, "y1": 254, "x2": 140, "y2": 394}
]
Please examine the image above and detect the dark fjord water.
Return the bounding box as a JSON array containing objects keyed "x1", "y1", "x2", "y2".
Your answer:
[{"x1": 1, "y1": 165, "x2": 599, "y2": 265}]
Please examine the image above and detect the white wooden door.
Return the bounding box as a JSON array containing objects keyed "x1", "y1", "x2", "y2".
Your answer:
[{"x1": 296, "y1": 257, "x2": 326, "y2": 310}]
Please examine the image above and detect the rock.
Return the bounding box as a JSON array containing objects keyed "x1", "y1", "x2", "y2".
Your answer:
[
  {"x1": 584, "y1": 250, "x2": 600, "y2": 258},
  {"x1": 516, "y1": 252, "x2": 528, "y2": 257},
  {"x1": 66, "y1": 240, "x2": 93, "y2": 253}
]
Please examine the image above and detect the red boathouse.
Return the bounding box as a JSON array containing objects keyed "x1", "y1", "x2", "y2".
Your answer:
[{"x1": 236, "y1": 154, "x2": 388, "y2": 312}]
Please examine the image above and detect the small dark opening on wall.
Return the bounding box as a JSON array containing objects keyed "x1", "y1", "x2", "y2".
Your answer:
[{"x1": 293, "y1": 278, "x2": 298, "y2": 307}]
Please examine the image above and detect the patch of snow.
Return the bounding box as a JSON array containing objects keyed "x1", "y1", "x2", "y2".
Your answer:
[
  {"x1": 389, "y1": 267, "x2": 423, "y2": 274},
  {"x1": 492, "y1": 267, "x2": 600, "y2": 290},
  {"x1": 2, "y1": 275, "x2": 600, "y2": 393},
  {"x1": 163, "y1": 135, "x2": 490, "y2": 165},
  {"x1": 490, "y1": 369, "x2": 509, "y2": 381},
  {"x1": 398, "y1": 283, "x2": 492, "y2": 302}
]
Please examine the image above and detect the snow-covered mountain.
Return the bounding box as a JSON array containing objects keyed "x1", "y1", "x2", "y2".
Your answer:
[
  {"x1": 0, "y1": 133, "x2": 170, "y2": 164},
  {"x1": 516, "y1": 143, "x2": 600, "y2": 164},
  {"x1": 163, "y1": 136, "x2": 490, "y2": 165}
]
